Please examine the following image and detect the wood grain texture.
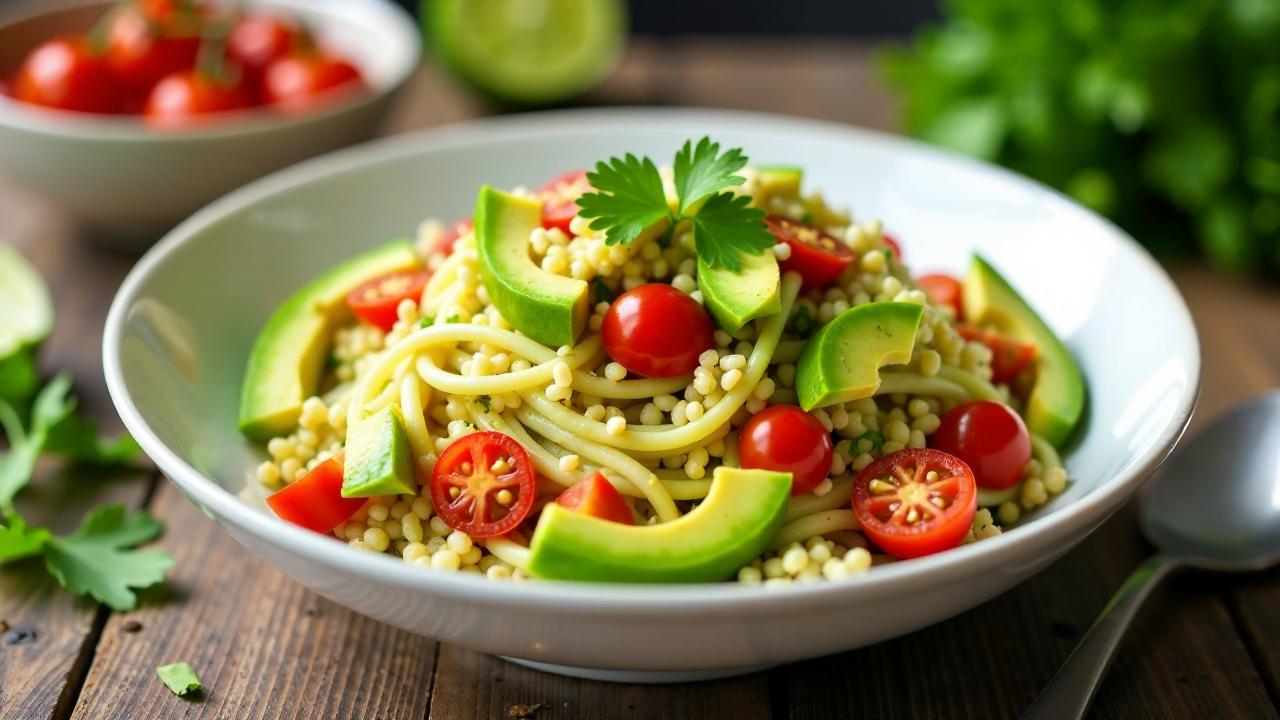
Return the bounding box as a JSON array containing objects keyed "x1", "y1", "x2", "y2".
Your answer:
[
  {"x1": 68, "y1": 482, "x2": 438, "y2": 720},
  {"x1": 428, "y1": 645, "x2": 771, "y2": 720}
]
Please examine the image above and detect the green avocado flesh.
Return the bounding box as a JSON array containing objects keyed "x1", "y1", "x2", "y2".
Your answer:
[
  {"x1": 342, "y1": 405, "x2": 417, "y2": 498},
  {"x1": 238, "y1": 240, "x2": 421, "y2": 441},
  {"x1": 698, "y1": 250, "x2": 781, "y2": 333},
  {"x1": 0, "y1": 245, "x2": 52, "y2": 404},
  {"x1": 796, "y1": 302, "x2": 924, "y2": 411},
  {"x1": 527, "y1": 466, "x2": 792, "y2": 583},
  {"x1": 752, "y1": 165, "x2": 804, "y2": 209},
  {"x1": 963, "y1": 255, "x2": 1085, "y2": 447},
  {"x1": 475, "y1": 185, "x2": 589, "y2": 347}
]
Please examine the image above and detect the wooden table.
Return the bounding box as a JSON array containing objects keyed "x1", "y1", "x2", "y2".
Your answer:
[{"x1": 2, "y1": 39, "x2": 1278, "y2": 720}]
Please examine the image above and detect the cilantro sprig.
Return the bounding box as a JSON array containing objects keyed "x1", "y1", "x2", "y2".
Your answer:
[{"x1": 576, "y1": 136, "x2": 775, "y2": 271}]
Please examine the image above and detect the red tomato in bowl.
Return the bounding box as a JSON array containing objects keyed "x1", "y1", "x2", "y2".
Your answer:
[
  {"x1": 917, "y1": 273, "x2": 964, "y2": 318},
  {"x1": 143, "y1": 69, "x2": 253, "y2": 127},
  {"x1": 538, "y1": 170, "x2": 591, "y2": 234},
  {"x1": 104, "y1": 5, "x2": 201, "y2": 103},
  {"x1": 266, "y1": 452, "x2": 364, "y2": 533},
  {"x1": 430, "y1": 431, "x2": 536, "y2": 538},
  {"x1": 602, "y1": 284, "x2": 714, "y2": 378},
  {"x1": 956, "y1": 324, "x2": 1037, "y2": 384},
  {"x1": 556, "y1": 471, "x2": 634, "y2": 524},
  {"x1": 263, "y1": 51, "x2": 363, "y2": 111},
  {"x1": 345, "y1": 270, "x2": 432, "y2": 332},
  {"x1": 228, "y1": 14, "x2": 298, "y2": 83},
  {"x1": 851, "y1": 448, "x2": 977, "y2": 559},
  {"x1": 13, "y1": 37, "x2": 117, "y2": 113},
  {"x1": 932, "y1": 400, "x2": 1031, "y2": 490},
  {"x1": 738, "y1": 405, "x2": 833, "y2": 495},
  {"x1": 765, "y1": 214, "x2": 854, "y2": 288}
]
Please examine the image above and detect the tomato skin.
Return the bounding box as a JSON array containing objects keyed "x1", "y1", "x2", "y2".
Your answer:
[
  {"x1": 852, "y1": 448, "x2": 977, "y2": 559},
  {"x1": 538, "y1": 170, "x2": 590, "y2": 234},
  {"x1": 882, "y1": 233, "x2": 902, "y2": 261},
  {"x1": 556, "y1": 471, "x2": 634, "y2": 524},
  {"x1": 104, "y1": 6, "x2": 201, "y2": 103},
  {"x1": 143, "y1": 70, "x2": 253, "y2": 127},
  {"x1": 430, "y1": 431, "x2": 536, "y2": 538},
  {"x1": 956, "y1": 324, "x2": 1037, "y2": 384},
  {"x1": 437, "y1": 219, "x2": 471, "y2": 257},
  {"x1": 228, "y1": 15, "x2": 297, "y2": 84},
  {"x1": 266, "y1": 452, "x2": 364, "y2": 533},
  {"x1": 917, "y1": 274, "x2": 964, "y2": 319},
  {"x1": 932, "y1": 401, "x2": 1031, "y2": 490},
  {"x1": 345, "y1": 270, "x2": 431, "y2": 332},
  {"x1": 13, "y1": 37, "x2": 117, "y2": 113},
  {"x1": 765, "y1": 214, "x2": 854, "y2": 288},
  {"x1": 602, "y1": 284, "x2": 715, "y2": 378},
  {"x1": 739, "y1": 405, "x2": 833, "y2": 495},
  {"x1": 262, "y1": 52, "x2": 363, "y2": 111}
]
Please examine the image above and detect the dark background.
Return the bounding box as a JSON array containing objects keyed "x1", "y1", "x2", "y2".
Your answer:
[{"x1": 400, "y1": 0, "x2": 940, "y2": 36}]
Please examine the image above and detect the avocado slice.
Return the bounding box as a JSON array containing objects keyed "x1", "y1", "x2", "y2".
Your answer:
[
  {"x1": 341, "y1": 405, "x2": 417, "y2": 498},
  {"x1": 475, "y1": 185, "x2": 589, "y2": 348},
  {"x1": 697, "y1": 250, "x2": 781, "y2": 333},
  {"x1": 527, "y1": 466, "x2": 792, "y2": 583},
  {"x1": 238, "y1": 240, "x2": 421, "y2": 441},
  {"x1": 752, "y1": 165, "x2": 804, "y2": 209},
  {"x1": 796, "y1": 302, "x2": 924, "y2": 411},
  {"x1": 963, "y1": 255, "x2": 1085, "y2": 447},
  {"x1": 0, "y1": 245, "x2": 52, "y2": 404}
]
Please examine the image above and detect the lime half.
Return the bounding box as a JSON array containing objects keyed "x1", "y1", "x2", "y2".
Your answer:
[
  {"x1": 0, "y1": 244, "x2": 52, "y2": 403},
  {"x1": 424, "y1": 0, "x2": 627, "y2": 105}
]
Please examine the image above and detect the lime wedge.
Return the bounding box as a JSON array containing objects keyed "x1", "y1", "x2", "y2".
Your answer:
[
  {"x1": 424, "y1": 0, "x2": 627, "y2": 105},
  {"x1": 0, "y1": 244, "x2": 52, "y2": 404}
]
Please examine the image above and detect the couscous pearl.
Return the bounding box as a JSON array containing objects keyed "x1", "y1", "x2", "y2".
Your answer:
[
  {"x1": 447, "y1": 531, "x2": 473, "y2": 554},
  {"x1": 781, "y1": 546, "x2": 809, "y2": 575},
  {"x1": 559, "y1": 454, "x2": 580, "y2": 472},
  {"x1": 1045, "y1": 467, "x2": 1068, "y2": 494},
  {"x1": 843, "y1": 547, "x2": 872, "y2": 572},
  {"x1": 487, "y1": 565, "x2": 512, "y2": 581},
  {"x1": 462, "y1": 546, "x2": 484, "y2": 565},
  {"x1": 763, "y1": 557, "x2": 786, "y2": 579},
  {"x1": 721, "y1": 368, "x2": 743, "y2": 391},
  {"x1": 604, "y1": 362, "x2": 627, "y2": 382},
  {"x1": 685, "y1": 401, "x2": 705, "y2": 422},
  {"x1": 998, "y1": 501, "x2": 1021, "y2": 525},
  {"x1": 363, "y1": 527, "x2": 391, "y2": 552},
  {"x1": 432, "y1": 550, "x2": 462, "y2": 571},
  {"x1": 607, "y1": 416, "x2": 627, "y2": 435}
]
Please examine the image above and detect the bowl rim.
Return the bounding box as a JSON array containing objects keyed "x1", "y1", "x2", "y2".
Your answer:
[
  {"x1": 103, "y1": 107, "x2": 1202, "y2": 615},
  {"x1": 0, "y1": 0, "x2": 421, "y2": 141}
]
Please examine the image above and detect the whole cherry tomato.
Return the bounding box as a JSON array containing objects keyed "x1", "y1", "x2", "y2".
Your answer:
[
  {"x1": 738, "y1": 405, "x2": 834, "y2": 495},
  {"x1": 228, "y1": 14, "x2": 298, "y2": 84},
  {"x1": 262, "y1": 51, "x2": 363, "y2": 111},
  {"x1": 143, "y1": 69, "x2": 253, "y2": 127},
  {"x1": 852, "y1": 448, "x2": 977, "y2": 559},
  {"x1": 13, "y1": 37, "x2": 116, "y2": 113},
  {"x1": 602, "y1": 283, "x2": 714, "y2": 378},
  {"x1": 765, "y1": 214, "x2": 854, "y2": 288},
  {"x1": 104, "y1": 5, "x2": 202, "y2": 104},
  {"x1": 932, "y1": 400, "x2": 1031, "y2": 490}
]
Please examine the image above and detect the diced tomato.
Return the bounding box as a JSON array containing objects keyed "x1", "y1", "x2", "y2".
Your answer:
[
  {"x1": 266, "y1": 452, "x2": 364, "y2": 533},
  {"x1": 430, "y1": 431, "x2": 536, "y2": 538},
  {"x1": 956, "y1": 324, "x2": 1037, "y2": 384},
  {"x1": 346, "y1": 270, "x2": 431, "y2": 332},
  {"x1": 932, "y1": 401, "x2": 1031, "y2": 490},
  {"x1": 538, "y1": 170, "x2": 591, "y2": 234},
  {"x1": 917, "y1": 273, "x2": 964, "y2": 319},
  {"x1": 738, "y1": 405, "x2": 833, "y2": 495},
  {"x1": 765, "y1": 214, "x2": 854, "y2": 288},
  {"x1": 851, "y1": 448, "x2": 977, "y2": 559},
  {"x1": 556, "y1": 471, "x2": 634, "y2": 524}
]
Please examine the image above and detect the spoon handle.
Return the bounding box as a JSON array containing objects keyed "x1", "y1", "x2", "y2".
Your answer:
[{"x1": 1021, "y1": 553, "x2": 1182, "y2": 720}]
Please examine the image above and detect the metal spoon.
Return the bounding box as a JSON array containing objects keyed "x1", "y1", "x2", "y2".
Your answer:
[{"x1": 1022, "y1": 392, "x2": 1280, "y2": 720}]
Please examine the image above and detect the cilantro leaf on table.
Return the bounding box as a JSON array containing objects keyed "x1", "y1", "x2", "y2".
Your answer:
[
  {"x1": 0, "y1": 512, "x2": 50, "y2": 564},
  {"x1": 690, "y1": 193, "x2": 775, "y2": 272},
  {"x1": 577, "y1": 153, "x2": 670, "y2": 247},
  {"x1": 42, "y1": 504, "x2": 173, "y2": 611},
  {"x1": 156, "y1": 662, "x2": 203, "y2": 697},
  {"x1": 44, "y1": 414, "x2": 141, "y2": 466},
  {"x1": 673, "y1": 137, "x2": 749, "y2": 214},
  {"x1": 0, "y1": 374, "x2": 75, "y2": 512}
]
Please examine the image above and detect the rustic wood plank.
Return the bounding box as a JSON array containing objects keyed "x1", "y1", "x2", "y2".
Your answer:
[
  {"x1": 0, "y1": 195, "x2": 156, "y2": 720},
  {"x1": 69, "y1": 481, "x2": 438, "y2": 720},
  {"x1": 428, "y1": 645, "x2": 771, "y2": 720}
]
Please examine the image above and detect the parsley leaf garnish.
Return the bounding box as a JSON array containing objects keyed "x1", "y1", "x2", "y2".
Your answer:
[
  {"x1": 673, "y1": 137, "x2": 748, "y2": 213},
  {"x1": 576, "y1": 136, "x2": 775, "y2": 271},
  {"x1": 0, "y1": 512, "x2": 50, "y2": 564},
  {"x1": 43, "y1": 504, "x2": 173, "y2": 611},
  {"x1": 156, "y1": 662, "x2": 203, "y2": 697}
]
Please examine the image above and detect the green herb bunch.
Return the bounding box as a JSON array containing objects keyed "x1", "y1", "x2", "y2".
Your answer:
[{"x1": 882, "y1": 0, "x2": 1280, "y2": 272}]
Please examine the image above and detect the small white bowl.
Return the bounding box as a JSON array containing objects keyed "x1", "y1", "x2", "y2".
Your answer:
[
  {"x1": 104, "y1": 109, "x2": 1200, "y2": 683},
  {"x1": 0, "y1": 0, "x2": 419, "y2": 251}
]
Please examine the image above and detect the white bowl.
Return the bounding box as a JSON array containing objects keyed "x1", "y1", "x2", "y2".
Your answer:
[
  {"x1": 103, "y1": 109, "x2": 1200, "y2": 682},
  {"x1": 0, "y1": 0, "x2": 419, "y2": 251}
]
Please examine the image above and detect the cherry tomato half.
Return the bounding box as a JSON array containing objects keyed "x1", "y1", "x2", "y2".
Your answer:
[
  {"x1": 739, "y1": 405, "x2": 833, "y2": 495},
  {"x1": 104, "y1": 6, "x2": 201, "y2": 104},
  {"x1": 13, "y1": 37, "x2": 116, "y2": 113},
  {"x1": 917, "y1": 273, "x2": 964, "y2": 319},
  {"x1": 882, "y1": 232, "x2": 902, "y2": 261},
  {"x1": 143, "y1": 70, "x2": 253, "y2": 128},
  {"x1": 345, "y1": 270, "x2": 431, "y2": 332},
  {"x1": 556, "y1": 471, "x2": 634, "y2": 525},
  {"x1": 266, "y1": 452, "x2": 364, "y2": 533},
  {"x1": 430, "y1": 431, "x2": 536, "y2": 538},
  {"x1": 932, "y1": 400, "x2": 1030, "y2": 490},
  {"x1": 263, "y1": 51, "x2": 363, "y2": 111},
  {"x1": 852, "y1": 448, "x2": 977, "y2": 559},
  {"x1": 765, "y1": 214, "x2": 854, "y2": 288},
  {"x1": 538, "y1": 170, "x2": 591, "y2": 234},
  {"x1": 956, "y1": 324, "x2": 1037, "y2": 384},
  {"x1": 602, "y1": 283, "x2": 714, "y2": 378}
]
